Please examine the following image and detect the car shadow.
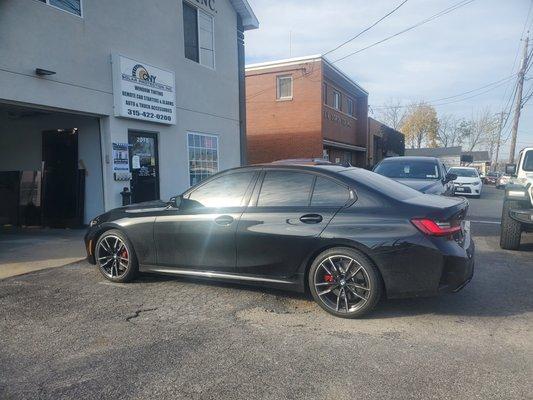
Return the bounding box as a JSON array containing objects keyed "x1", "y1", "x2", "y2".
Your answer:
[{"x1": 134, "y1": 268, "x2": 532, "y2": 319}]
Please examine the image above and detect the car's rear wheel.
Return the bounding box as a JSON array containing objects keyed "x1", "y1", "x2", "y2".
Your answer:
[
  {"x1": 95, "y1": 229, "x2": 138, "y2": 282},
  {"x1": 500, "y1": 201, "x2": 522, "y2": 250},
  {"x1": 308, "y1": 247, "x2": 382, "y2": 318}
]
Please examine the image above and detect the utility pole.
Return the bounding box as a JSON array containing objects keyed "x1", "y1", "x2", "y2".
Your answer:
[
  {"x1": 509, "y1": 33, "x2": 529, "y2": 163},
  {"x1": 493, "y1": 112, "x2": 505, "y2": 171}
]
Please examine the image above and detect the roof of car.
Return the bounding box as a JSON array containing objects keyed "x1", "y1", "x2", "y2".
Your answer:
[
  {"x1": 378, "y1": 156, "x2": 440, "y2": 162},
  {"x1": 449, "y1": 166, "x2": 477, "y2": 170}
]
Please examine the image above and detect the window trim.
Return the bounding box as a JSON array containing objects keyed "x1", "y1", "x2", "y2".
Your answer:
[
  {"x1": 347, "y1": 97, "x2": 354, "y2": 116},
  {"x1": 187, "y1": 131, "x2": 220, "y2": 187},
  {"x1": 251, "y1": 169, "x2": 356, "y2": 208},
  {"x1": 183, "y1": 1, "x2": 216, "y2": 70},
  {"x1": 36, "y1": 0, "x2": 83, "y2": 18},
  {"x1": 333, "y1": 90, "x2": 341, "y2": 110},
  {"x1": 276, "y1": 75, "x2": 293, "y2": 101}
]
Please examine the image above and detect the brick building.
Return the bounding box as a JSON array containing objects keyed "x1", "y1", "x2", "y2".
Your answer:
[
  {"x1": 368, "y1": 117, "x2": 405, "y2": 167},
  {"x1": 245, "y1": 55, "x2": 369, "y2": 166}
]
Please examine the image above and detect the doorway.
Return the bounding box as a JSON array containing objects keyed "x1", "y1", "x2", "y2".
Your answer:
[
  {"x1": 128, "y1": 131, "x2": 160, "y2": 203},
  {"x1": 41, "y1": 129, "x2": 84, "y2": 228}
]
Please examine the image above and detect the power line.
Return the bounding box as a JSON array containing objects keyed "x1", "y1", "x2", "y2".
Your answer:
[
  {"x1": 247, "y1": 1, "x2": 411, "y2": 102},
  {"x1": 333, "y1": 0, "x2": 476, "y2": 63},
  {"x1": 323, "y1": 0, "x2": 409, "y2": 57},
  {"x1": 371, "y1": 74, "x2": 516, "y2": 109}
]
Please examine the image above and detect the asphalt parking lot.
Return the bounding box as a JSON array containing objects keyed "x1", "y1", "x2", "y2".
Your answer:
[{"x1": 1, "y1": 186, "x2": 532, "y2": 400}]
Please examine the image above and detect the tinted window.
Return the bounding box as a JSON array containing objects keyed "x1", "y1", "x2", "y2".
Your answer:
[
  {"x1": 374, "y1": 159, "x2": 440, "y2": 180},
  {"x1": 311, "y1": 177, "x2": 350, "y2": 206},
  {"x1": 187, "y1": 172, "x2": 254, "y2": 208},
  {"x1": 183, "y1": 2, "x2": 199, "y2": 63},
  {"x1": 258, "y1": 171, "x2": 314, "y2": 206},
  {"x1": 341, "y1": 168, "x2": 421, "y2": 201},
  {"x1": 449, "y1": 168, "x2": 479, "y2": 178}
]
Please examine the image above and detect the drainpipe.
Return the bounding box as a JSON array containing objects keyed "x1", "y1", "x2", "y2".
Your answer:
[{"x1": 237, "y1": 15, "x2": 247, "y2": 166}]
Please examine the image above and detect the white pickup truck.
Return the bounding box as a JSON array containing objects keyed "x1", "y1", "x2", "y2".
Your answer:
[{"x1": 500, "y1": 147, "x2": 533, "y2": 250}]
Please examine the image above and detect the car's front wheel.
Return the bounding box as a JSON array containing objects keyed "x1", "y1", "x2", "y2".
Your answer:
[
  {"x1": 95, "y1": 229, "x2": 138, "y2": 282},
  {"x1": 308, "y1": 247, "x2": 382, "y2": 318}
]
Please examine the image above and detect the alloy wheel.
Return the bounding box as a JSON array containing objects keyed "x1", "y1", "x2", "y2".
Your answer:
[
  {"x1": 97, "y1": 235, "x2": 130, "y2": 278},
  {"x1": 313, "y1": 255, "x2": 371, "y2": 314}
]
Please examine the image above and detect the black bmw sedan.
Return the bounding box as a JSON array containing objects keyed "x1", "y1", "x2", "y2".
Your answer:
[{"x1": 85, "y1": 163, "x2": 474, "y2": 318}]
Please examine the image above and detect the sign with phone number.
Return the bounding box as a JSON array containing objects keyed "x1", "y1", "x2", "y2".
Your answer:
[{"x1": 112, "y1": 54, "x2": 176, "y2": 125}]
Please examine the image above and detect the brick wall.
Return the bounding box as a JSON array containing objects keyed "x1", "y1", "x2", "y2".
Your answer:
[{"x1": 245, "y1": 60, "x2": 323, "y2": 164}]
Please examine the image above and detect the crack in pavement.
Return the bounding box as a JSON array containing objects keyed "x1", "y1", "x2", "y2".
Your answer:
[{"x1": 125, "y1": 307, "x2": 158, "y2": 322}]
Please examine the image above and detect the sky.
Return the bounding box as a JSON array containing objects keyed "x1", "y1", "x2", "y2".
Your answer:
[{"x1": 244, "y1": 0, "x2": 533, "y2": 160}]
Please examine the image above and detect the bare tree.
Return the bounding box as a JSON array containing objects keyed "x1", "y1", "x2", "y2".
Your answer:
[
  {"x1": 437, "y1": 115, "x2": 464, "y2": 148},
  {"x1": 463, "y1": 108, "x2": 498, "y2": 152},
  {"x1": 375, "y1": 98, "x2": 406, "y2": 131}
]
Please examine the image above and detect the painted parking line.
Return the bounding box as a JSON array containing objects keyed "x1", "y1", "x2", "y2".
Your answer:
[{"x1": 470, "y1": 220, "x2": 501, "y2": 225}]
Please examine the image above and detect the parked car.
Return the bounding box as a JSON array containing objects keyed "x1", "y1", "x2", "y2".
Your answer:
[
  {"x1": 484, "y1": 171, "x2": 500, "y2": 185},
  {"x1": 85, "y1": 162, "x2": 474, "y2": 318},
  {"x1": 500, "y1": 147, "x2": 533, "y2": 250},
  {"x1": 373, "y1": 156, "x2": 456, "y2": 196},
  {"x1": 496, "y1": 174, "x2": 511, "y2": 189},
  {"x1": 448, "y1": 167, "x2": 483, "y2": 198}
]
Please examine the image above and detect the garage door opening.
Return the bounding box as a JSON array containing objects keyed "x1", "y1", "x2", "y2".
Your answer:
[{"x1": 0, "y1": 103, "x2": 104, "y2": 228}]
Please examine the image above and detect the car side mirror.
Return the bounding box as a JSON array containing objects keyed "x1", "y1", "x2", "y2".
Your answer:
[
  {"x1": 168, "y1": 195, "x2": 182, "y2": 209},
  {"x1": 505, "y1": 163, "x2": 517, "y2": 176},
  {"x1": 445, "y1": 173, "x2": 457, "y2": 183}
]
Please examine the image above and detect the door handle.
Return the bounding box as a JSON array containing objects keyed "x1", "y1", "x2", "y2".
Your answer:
[
  {"x1": 299, "y1": 214, "x2": 323, "y2": 224},
  {"x1": 214, "y1": 215, "x2": 234, "y2": 226}
]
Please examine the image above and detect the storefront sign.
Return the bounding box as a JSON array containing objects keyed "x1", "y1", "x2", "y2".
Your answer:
[
  {"x1": 112, "y1": 54, "x2": 176, "y2": 125},
  {"x1": 324, "y1": 109, "x2": 352, "y2": 128}
]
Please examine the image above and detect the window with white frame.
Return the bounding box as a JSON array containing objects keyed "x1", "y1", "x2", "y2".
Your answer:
[
  {"x1": 276, "y1": 75, "x2": 293, "y2": 100},
  {"x1": 333, "y1": 91, "x2": 341, "y2": 110},
  {"x1": 183, "y1": 2, "x2": 215, "y2": 69},
  {"x1": 187, "y1": 132, "x2": 219, "y2": 186},
  {"x1": 38, "y1": 0, "x2": 81, "y2": 16}
]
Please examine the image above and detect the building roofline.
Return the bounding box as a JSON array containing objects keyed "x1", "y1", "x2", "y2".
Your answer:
[
  {"x1": 246, "y1": 55, "x2": 368, "y2": 95},
  {"x1": 230, "y1": 0, "x2": 259, "y2": 30},
  {"x1": 245, "y1": 54, "x2": 323, "y2": 70}
]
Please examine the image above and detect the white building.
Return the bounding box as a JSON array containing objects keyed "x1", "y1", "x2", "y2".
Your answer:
[{"x1": 0, "y1": 0, "x2": 258, "y2": 227}]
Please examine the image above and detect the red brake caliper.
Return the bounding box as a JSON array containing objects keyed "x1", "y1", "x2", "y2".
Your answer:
[
  {"x1": 121, "y1": 248, "x2": 128, "y2": 260},
  {"x1": 324, "y1": 274, "x2": 334, "y2": 283}
]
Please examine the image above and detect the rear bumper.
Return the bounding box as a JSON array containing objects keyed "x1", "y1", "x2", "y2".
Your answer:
[
  {"x1": 437, "y1": 239, "x2": 474, "y2": 293},
  {"x1": 375, "y1": 221, "x2": 475, "y2": 299}
]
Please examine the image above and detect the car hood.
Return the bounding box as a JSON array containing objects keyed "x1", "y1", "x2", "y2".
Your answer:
[
  {"x1": 394, "y1": 178, "x2": 442, "y2": 194},
  {"x1": 122, "y1": 200, "x2": 169, "y2": 213},
  {"x1": 453, "y1": 176, "x2": 480, "y2": 184}
]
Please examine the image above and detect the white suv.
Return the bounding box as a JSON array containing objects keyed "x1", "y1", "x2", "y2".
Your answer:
[
  {"x1": 500, "y1": 147, "x2": 533, "y2": 250},
  {"x1": 448, "y1": 167, "x2": 483, "y2": 198}
]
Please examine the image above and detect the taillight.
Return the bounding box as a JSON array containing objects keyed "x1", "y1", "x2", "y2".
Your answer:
[{"x1": 411, "y1": 218, "x2": 462, "y2": 237}]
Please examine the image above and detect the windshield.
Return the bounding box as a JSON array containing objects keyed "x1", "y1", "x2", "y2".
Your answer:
[
  {"x1": 374, "y1": 159, "x2": 440, "y2": 180},
  {"x1": 449, "y1": 168, "x2": 479, "y2": 178},
  {"x1": 523, "y1": 150, "x2": 533, "y2": 172},
  {"x1": 341, "y1": 168, "x2": 422, "y2": 201}
]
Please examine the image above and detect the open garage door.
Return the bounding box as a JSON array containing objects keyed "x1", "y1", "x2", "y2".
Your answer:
[{"x1": 0, "y1": 103, "x2": 104, "y2": 228}]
